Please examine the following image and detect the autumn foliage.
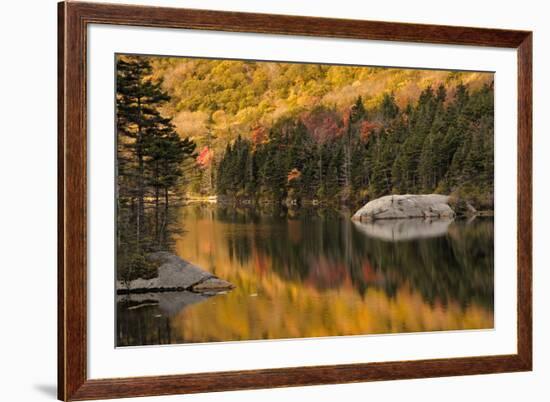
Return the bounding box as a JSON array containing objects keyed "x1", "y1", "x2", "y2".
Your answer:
[{"x1": 147, "y1": 56, "x2": 494, "y2": 208}]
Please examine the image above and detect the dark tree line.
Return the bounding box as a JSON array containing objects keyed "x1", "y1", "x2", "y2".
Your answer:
[
  {"x1": 216, "y1": 83, "x2": 494, "y2": 209},
  {"x1": 116, "y1": 56, "x2": 197, "y2": 282}
]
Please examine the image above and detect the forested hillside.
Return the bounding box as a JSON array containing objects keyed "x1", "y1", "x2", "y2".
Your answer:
[
  {"x1": 147, "y1": 56, "x2": 494, "y2": 209},
  {"x1": 152, "y1": 58, "x2": 491, "y2": 141},
  {"x1": 216, "y1": 84, "x2": 494, "y2": 208}
]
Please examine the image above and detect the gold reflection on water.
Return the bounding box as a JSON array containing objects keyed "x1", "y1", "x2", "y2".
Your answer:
[{"x1": 172, "y1": 207, "x2": 493, "y2": 343}]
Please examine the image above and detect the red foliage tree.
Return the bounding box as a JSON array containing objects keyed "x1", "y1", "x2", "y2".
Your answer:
[
  {"x1": 301, "y1": 108, "x2": 344, "y2": 143},
  {"x1": 196, "y1": 146, "x2": 214, "y2": 167},
  {"x1": 251, "y1": 125, "x2": 267, "y2": 145},
  {"x1": 359, "y1": 120, "x2": 381, "y2": 141}
]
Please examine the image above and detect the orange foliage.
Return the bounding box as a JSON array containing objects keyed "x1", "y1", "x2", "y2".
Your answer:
[
  {"x1": 251, "y1": 125, "x2": 267, "y2": 145},
  {"x1": 287, "y1": 168, "x2": 301, "y2": 183},
  {"x1": 360, "y1": 120, "x2": 381, "y2": 140},
  {"x1": 196, "y1": 146, "x2": 214, "y2": 167}
]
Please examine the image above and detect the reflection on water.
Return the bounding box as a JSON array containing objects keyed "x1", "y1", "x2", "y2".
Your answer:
[
  {"x1": 353, "y1": 218, "x2": 454, "y2": 241},
  {"x1": 117, "y1": 205, "x2": 494, "y2": 346}
]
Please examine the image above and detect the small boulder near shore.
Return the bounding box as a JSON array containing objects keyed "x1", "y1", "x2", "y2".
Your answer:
[
  {"x1": 117, "y1": 251, "x2": 234, "y2": 294},
  {"x1": 352, "y1": 194, "x2": 455, "y2": 222}
]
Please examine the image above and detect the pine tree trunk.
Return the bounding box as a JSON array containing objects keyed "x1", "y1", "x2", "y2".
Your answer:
[
  {"x1": 155, "y1": 186, "x2": 160, "y2": 246},
  {"x1": 318, "y1": 149, "x2": 323, "y2": 196},
  {"x1": 153, "y1": 161, "x2": 160, "y2": 247},
  {"x1": 161, "y1": 187, "x2": 169, "y2": 248},
  {"x1": 136, "y1": 95, "x2": 144, "y2": 249}
]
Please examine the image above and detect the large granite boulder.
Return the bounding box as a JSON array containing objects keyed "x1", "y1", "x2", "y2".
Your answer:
[
  {"x1": 352, "y1": 194, "x2": 455, "y2": 222},
  {"x1": 117, "y1": 251, "x2": 234, "y2": 294}
]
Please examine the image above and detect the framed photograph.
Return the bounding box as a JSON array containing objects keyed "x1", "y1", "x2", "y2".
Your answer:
[{"x1": 58, "y1": 1, "x2": 532, "y2": 400}]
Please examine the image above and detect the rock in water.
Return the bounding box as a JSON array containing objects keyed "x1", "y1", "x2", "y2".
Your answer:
[
  {"x1": 117, "y1": 251, "x2": 234, "y2": 294},
  {"x1": 192, "y1": 278, "x2": 235, "y2": 293},
  {"x1": 352, "y1": 194, "x2": 455, "y2": 222}
]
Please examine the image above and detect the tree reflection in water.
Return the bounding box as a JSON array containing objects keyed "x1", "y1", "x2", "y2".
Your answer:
[{"x1": 117, "y1": 204, "x2": 493, "y2": 346}]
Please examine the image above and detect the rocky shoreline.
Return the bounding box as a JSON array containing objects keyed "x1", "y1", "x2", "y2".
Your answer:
[{"x1": 117, "y1": 251, "x2": 234, "y2": 295}]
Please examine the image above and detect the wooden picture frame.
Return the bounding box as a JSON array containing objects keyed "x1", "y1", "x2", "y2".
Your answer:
[{"x1": 58, "y1": 1, "x2": 532, "y2": 400}]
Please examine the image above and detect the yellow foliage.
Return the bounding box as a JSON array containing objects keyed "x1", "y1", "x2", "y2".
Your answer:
[{"x1": 149, "y1": 56, "x2": 493, "y2": 147}]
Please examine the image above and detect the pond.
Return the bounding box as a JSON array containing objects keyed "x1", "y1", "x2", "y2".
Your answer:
[{"x1": 117, "y1": 204, "x2": 494, "y2": 346}]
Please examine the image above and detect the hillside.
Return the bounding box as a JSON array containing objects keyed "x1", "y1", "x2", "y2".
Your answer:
[{"x1": 150, "y1": 57, "x2": 493, "y2": 149}]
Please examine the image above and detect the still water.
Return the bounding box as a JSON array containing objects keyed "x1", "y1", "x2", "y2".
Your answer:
[{"x1": 117, "y1": 204, "x2": 494, "y2": 346}]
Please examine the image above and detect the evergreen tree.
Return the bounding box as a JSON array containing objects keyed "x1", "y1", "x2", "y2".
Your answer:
[
  {"x1": 350, "y1": 96, "x2": 366, "y2": 123},
  {"x1": 212, "y1": 81, "x2": 494, "y2": 210},
  {"x1": 116, "y1": 56, "x2": 196, "y2": 280},
  {"x1": 380, "y1": 92, "x2": 399, "y2": 120}
]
